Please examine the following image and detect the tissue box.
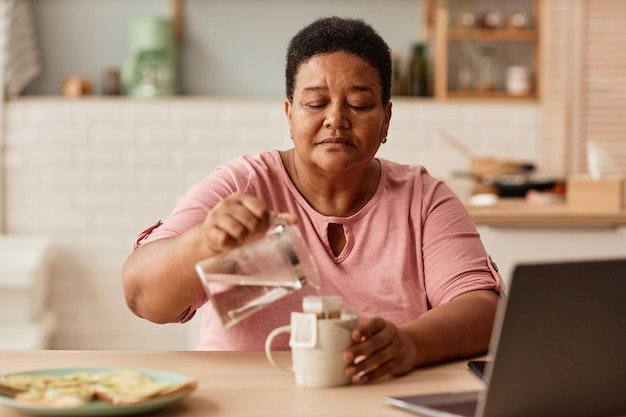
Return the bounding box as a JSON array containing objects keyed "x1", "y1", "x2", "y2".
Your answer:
[{"x1": 566, "y1": 174, "x2": 625, "y2": 212}]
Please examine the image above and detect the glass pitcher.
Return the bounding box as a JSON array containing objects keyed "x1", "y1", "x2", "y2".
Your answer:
[{"x1": 195, "y1": 221, "x2": 320, "y2": 327}]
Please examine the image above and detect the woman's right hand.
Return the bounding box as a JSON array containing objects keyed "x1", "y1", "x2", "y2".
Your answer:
[{"x1": 200, "y1": 192, "x2": 296, "y2": 255}]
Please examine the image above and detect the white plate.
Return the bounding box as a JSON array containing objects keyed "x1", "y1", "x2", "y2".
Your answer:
[{"x1": 0, "y1": 367, "x2": 196, "y2": 416}]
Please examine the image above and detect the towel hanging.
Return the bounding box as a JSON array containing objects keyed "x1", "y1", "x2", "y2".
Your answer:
[{"x1": 0, "y1": 0, "x2": 41, "y2": 97}]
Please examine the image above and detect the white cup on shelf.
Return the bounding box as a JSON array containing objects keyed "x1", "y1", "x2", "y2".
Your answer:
[{"x1": 506, "y1": 66, "x2": 531, "y2": 95}]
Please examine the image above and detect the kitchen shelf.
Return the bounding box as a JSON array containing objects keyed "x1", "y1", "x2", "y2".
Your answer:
[
  {"x1": 446, "y1": 91, "x2": 536, "y2": 100},
  {"x1": 430, "y1": 0, "x2": 542, "y2": 101},
  {"x1": 447, "y1": 29, "x2": 538, "y2": 42}
]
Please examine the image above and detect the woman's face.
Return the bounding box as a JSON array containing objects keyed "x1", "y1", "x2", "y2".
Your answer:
[{"x1": 285, "y1": 52, "x2": 392, "y2": 175}]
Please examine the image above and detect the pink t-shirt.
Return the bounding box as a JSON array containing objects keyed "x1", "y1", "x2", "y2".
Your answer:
[{"x1": 134, "y1": 150, "x2": 504, "y2": 351}]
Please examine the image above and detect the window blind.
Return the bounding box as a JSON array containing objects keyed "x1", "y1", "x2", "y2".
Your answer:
[
  {"x1": 580, "y1": 0, "x2": 626, "y2": 175},
  {"x1": 541, "y1": 0, "x2": 626, "y2": 177}
]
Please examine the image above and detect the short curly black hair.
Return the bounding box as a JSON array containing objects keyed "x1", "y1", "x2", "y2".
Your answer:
[{"x1": 285, "y1": 16, "x2": 392, "y2": 106}]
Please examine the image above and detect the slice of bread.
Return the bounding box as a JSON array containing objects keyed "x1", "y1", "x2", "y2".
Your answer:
[
  {"x1": 92, "y1": 370, "x2": 197, "y2": 405},
  {"x1": 14, "y1": 390, "x2": 92, "y2": 408},
  {"x1": 0, "y1": 381, "x2": 25, "y2": 397},
  {"x1": 9, "y1": 374, "x2": 94, "y2": 408}
]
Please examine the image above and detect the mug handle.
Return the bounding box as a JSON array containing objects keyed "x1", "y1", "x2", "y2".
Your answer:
[{"x1": 265, "y1": 325, "x2": 293, "y2": 374}]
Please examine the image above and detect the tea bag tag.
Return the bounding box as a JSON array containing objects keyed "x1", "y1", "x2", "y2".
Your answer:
[
  {"x1": 289, "y1": 312, "x2": 317, "y2": 348},
  {"x1": 302, "y1": 295, "x2": 343, "y2": 319}
]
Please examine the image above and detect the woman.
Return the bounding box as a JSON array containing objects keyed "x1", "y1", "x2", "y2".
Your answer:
[{"x1": 123, "y1": 16, "x2": 504, "y2": 383}]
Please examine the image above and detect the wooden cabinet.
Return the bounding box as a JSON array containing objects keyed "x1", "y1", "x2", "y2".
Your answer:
[{"x1": 429, "y1": 0, "x2": 541, "y2": 101}]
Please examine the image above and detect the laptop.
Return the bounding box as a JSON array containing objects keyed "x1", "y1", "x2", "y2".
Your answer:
[{"x1": 385, "y1": 258, "x2": 626, "y2": 417}]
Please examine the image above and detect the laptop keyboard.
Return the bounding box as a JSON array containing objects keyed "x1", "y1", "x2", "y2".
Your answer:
[{"x1": 434, "y1": 400, "x2": 478, "y2": 417}]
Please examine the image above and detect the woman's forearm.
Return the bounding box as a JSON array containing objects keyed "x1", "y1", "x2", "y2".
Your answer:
[
  {"x1": 402, "y1": 290, "x2": 500, "y2": 367},
  {"x1": 122, "y1": 225, "x2": 209, "y2": 323}
]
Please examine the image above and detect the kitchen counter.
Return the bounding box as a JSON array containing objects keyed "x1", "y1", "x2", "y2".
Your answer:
[{"x1": 466, "y1": 198, "x2": 626, "y2": 226}]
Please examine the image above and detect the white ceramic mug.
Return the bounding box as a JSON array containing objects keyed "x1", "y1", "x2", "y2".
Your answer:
[{"x1": 265, "y1": 311, "x2": 357, "y2": 388}]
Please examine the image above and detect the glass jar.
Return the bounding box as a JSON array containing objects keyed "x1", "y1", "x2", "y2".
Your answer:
[{"x1": 475, "y1": 46, "x2": 498, "y2": 92}]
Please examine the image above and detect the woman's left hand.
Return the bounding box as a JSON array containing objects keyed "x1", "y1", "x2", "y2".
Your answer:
[
  {"x1": 342, "y1": 317, "x2": 418, "y2": 384},
  {"x1": 342, "y1": 291, "x2": 500, "y2": 383}
]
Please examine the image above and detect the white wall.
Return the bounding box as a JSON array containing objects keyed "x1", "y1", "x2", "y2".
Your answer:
[
  {"x1": 2, "y1": 97, "x2": 541, "y2": 349},
  {"x1": 27, "y1": 0, "x2": 423, "y2": 96}
]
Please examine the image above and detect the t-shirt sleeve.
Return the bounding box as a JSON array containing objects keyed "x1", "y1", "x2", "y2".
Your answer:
[{"x1": 420, "y1": 177, "x2": 505, "y2": 307}]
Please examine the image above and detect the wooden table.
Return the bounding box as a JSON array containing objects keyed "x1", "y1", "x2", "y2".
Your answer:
[{"x1": 0, "y1": 350, "x2": 484, "y2": 416}]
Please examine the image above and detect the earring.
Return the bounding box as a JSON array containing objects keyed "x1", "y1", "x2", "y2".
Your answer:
[{"x1": 381, "y1": 136, "x2": 387, "y2": 144}]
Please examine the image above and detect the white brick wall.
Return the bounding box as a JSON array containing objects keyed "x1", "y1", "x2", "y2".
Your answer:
[{"x1": 2, "y1": 97, "x2": 541, "y2": 350}]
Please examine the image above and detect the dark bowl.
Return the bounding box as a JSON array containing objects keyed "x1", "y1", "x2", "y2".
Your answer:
[{"x1": 485, "y1": 175, "x2": 561, "y2": 198}]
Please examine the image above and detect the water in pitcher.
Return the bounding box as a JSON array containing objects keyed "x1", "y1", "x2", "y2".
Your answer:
[{"x1": 208, "y1": 275, "x2": 306, "y2": 327}]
